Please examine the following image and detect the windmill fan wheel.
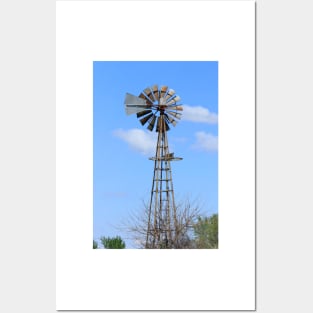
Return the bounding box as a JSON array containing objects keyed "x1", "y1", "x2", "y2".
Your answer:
[{"x1": 124, "y1": 85, "x2": 183, "y2": 132}]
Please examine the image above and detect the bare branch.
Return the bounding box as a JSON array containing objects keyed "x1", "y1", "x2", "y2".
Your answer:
[{"x1": 119, "y1": 197, "x2": 203, "y2": 248}]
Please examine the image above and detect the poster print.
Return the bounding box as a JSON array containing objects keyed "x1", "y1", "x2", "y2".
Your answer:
[
  {"x1": 57, "y1": 1, "x2": 255, "y2": 310},
  {"x1": 93, "y1": 61, "x2": 218, "y2": 250}
]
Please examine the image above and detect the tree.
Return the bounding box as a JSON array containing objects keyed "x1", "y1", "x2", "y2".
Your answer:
[
  {"x1": 122, "y1": 198, "x2": 202, "y2": 249},
  {"x1": 193, "y1": 214, "x2": 218, "y2": 249},
  {"x1": 93, "y1": 240, "x2": 98, "y2": 249},
  {"x1": 100, "y1": 236, "x2": 126, "y2": 249}
]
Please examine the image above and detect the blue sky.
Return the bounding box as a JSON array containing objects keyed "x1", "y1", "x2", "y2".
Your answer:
[{"x1": 93, "y1": 61, "x2": 218, "y2": 248}]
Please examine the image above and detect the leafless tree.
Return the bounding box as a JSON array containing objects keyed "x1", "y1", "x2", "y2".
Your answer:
[{"x1": 120, "y1": 197, "x2": 203, "y2": 249}]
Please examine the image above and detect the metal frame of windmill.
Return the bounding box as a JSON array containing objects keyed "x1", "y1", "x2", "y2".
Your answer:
[{"x1": 125, "y1": 85, "x2": 183, "y2": 248}]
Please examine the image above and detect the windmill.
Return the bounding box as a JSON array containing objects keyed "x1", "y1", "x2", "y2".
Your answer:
[{"x1": 124, "y1": 85, "x2": 183, "y2": 248}]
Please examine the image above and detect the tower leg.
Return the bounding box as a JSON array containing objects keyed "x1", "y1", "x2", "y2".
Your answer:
[{"x1": 146, "y1": 115, "x2": 179, "y2": 248}]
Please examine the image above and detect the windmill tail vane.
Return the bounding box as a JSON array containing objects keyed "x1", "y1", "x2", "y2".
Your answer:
[{"x1": 124, "y1": 85, "x2": 183, "y2": 248}]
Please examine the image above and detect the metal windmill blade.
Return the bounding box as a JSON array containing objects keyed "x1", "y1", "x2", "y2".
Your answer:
[
  {"x1": 165, "y1": 105, "x2": 183, "y2": 111},
  {"x1": 139, "y1": 112, "x2": 154, "y2": 126},
  {"x1": 147, "y1": 114, "x2": 157, "y2": 131},
  {"x1": 124, "y1": 93, "x2": 150, "y2": 115},
  {"x1": 143, "y1": 87, "x2": 155, "y2": 102},
  {"x1": 136, "y1": 109, "x2": 152, "y2": 118},
  {"x1": 166, "y1": 95, "x2": 181, "y2": 106},
  {"x1": 160, "y1": 85, "x2": 168, "y2": 98},
  {"x1": 166, "y1": 111, "x2": 182, "y2": 120},
  {"x1": 152, "y1": 84, "x2": 159, "y2": 101},
  {"x1": 155, "y1": 116, "x2": 162, "y2": 132},
  {"x1": 164, "y1": 113, "x2": 177, "y2": 127},
  {"x1": 164, "y1": 88, "x2": 175, "y2": 101},
  {"x1": 139, "y1": 93, "x2": 153, "y2": 106}
]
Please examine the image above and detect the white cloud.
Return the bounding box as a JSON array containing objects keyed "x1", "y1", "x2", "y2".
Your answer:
[
  {"x1": 182, "y1": 105, "x2": 218, "y2": 124},
  {"x1": 192, "y1": 131, "x2": 218, "y2": 152},
  {"x1": 113, "y1": 128, "x2": 157, "y2": 155}
]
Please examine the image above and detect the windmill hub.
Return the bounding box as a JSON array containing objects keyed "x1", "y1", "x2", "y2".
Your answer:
[{"x1": 124, "y1": 84, "x2": 183, "y2": 132}]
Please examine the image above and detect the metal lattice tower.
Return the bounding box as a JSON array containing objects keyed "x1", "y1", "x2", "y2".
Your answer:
[{"x1": 124, "y1": 85, "x2": 183, "y2": 248}]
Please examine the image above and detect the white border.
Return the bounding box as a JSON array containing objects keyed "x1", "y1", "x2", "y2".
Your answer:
[{"x1": 56, "y1": 1, "x2": 255, "y2": 310}]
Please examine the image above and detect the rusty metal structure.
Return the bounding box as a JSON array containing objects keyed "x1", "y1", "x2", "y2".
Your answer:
[{"x1": 124, "y1": 85, "x2": 183, "y2": 248}]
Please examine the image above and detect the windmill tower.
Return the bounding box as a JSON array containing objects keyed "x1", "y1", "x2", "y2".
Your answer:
[{"x1": 124, "y1": 85, "x2": 183, "y2": 248}]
